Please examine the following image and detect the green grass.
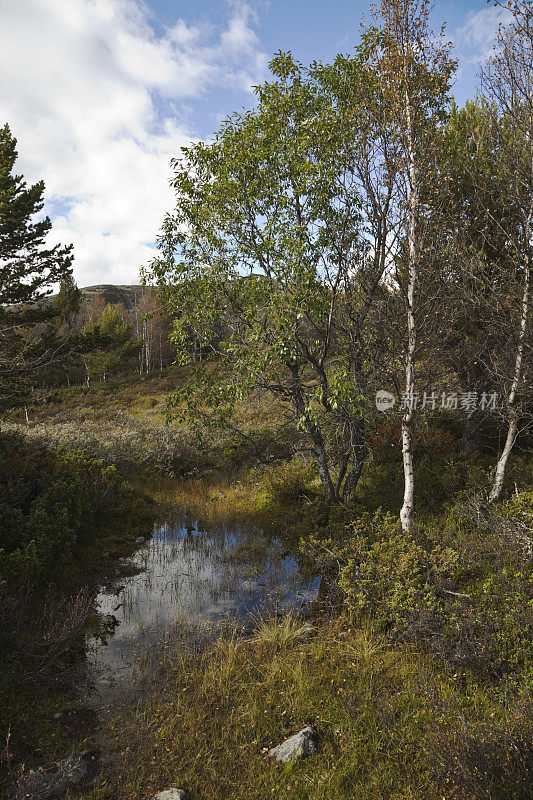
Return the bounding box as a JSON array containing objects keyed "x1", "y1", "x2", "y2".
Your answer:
[
  {"x1": 84, "y1": 618, "x2": 531, "y2": 800},
  {"x1": 3, "y1": 372, "x2": 532, "y2": 799}
]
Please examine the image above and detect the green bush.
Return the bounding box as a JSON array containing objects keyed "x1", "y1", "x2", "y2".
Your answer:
[
  {"x1": 303, "y1": 499, "x2": 532, "y2": 685},
  {"x1": 503, "y1": 487, "x2": 533, "y2": 528},
  {"x1": 336, "y1": 512, "x2": 457, "y2": 626},
  {"x1": 262, "y1": 459, "x2": 317, "y2": 503},
  {"x1": 0, "y1": 431, "x2": 120, "y2": 587}
]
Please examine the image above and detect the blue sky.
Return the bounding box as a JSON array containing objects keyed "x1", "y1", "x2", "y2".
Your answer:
[
  {"x1": 0, "y1": 0, "x2": 510, "y2": 287},
  {"x1": 146, "y1": 0, "x2": 502, "y2": 121}
]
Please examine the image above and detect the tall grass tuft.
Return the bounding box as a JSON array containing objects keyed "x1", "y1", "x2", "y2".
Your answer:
[{"x1": 250, "y1": 614, "x2": 314, "y2": 651}]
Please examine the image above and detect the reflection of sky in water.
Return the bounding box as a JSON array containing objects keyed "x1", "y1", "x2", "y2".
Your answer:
[{"x1": 88, "y1": 517, "x2": 319, "y2": 685}]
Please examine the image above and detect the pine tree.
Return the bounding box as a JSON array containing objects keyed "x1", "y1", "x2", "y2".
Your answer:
[
  {"x1": 0, "y1": 123, "x2": 74, "y2": 406},
  {"x1": 0, "y1": 123, "x2": 73, "y2": 307},
  {"x1": 54, "y1": 274, "x2": 81, "y2": 329}
]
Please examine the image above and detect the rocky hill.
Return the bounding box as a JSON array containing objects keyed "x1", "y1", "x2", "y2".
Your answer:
[{"x1": 79, "y1": 284, "x2": 144, "y2": 309}]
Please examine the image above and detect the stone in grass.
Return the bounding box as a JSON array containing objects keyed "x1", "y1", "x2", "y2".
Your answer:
[
  {"x1": 299, "y1": 622, "x2": 316, "y2": 639},
  {"x1": 268, "y1": 727, "x2": 318, "y2": 764},
  {"x1": 10, "y1": 749, "x2": 100, "y2": 800},
  {"x1": 152, "y1": 790, "x2": 187, "y2": 800}
]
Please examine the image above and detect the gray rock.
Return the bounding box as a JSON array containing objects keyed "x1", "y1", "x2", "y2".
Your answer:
[
  {"x1": 152, "y1": 790, "x2": 187, "y2": 800},
  {"x1": 268, "y1": 727, "x2": 317, "y2": 763},
  {"x1": 135, "y1": 536, "x2": 146, "y2": 545},
  {"x1": 10, "y1": 749, "x2": 99, "y2": 800}
]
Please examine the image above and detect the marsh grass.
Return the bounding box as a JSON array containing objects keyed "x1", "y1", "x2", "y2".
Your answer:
[
  {"x1": 151, "y1": 476, "x2": 270, "y2": 521},
  {"x1": 82, "y1": 618, "x2": 528, "y2": 800},
  {"x1": 250, "y1": 614, "x2": 315, "y2": 651},
  {"x1": 140, "y1": 461, "x2": 319, "y2": 526}
]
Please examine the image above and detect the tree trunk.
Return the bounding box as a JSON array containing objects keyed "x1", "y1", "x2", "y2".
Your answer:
[
  {"x1": 341, "y1": 420, "x2": 367, "y2": 501},
  {"x1": 289, "y1": 362, "x2": 335, "y2": 500},
  {"x1": 307, "y1": 419, "x2": 335, "y2": 500},
  {"x1": 489, "y1": 410, "x2": 519, "y2": 502},
  {"x1": 400, "y1": 87, "x2": 418, "y2": 533},
  {"x1": 462, "y1": 409, "x2": 483, "y2": 454},
  {"x1": 489, "y1": 232, "x2": 530, "y2": 502},
  {"x1": 342, "y1": 455, "x2": 366, "y2": 502}
]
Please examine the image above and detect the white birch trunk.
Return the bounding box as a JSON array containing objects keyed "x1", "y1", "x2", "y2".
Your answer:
[
  {"x1": 400, "y1": 88, "x2": 418, "y2": 533},
  {"x1": 489, "y1": 216, "x2": 531, "y2": 502}
]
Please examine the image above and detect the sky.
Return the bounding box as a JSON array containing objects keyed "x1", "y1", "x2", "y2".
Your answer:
[{"x1": 0, "y1": 0, "x2": 512, "y2": 288}]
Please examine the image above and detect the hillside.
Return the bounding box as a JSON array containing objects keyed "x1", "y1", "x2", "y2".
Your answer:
[{"x1": 79, "y1": 284, "x2": 144, "y2": 309}]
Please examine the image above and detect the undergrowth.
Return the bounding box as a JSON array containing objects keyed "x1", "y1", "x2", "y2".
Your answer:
[{"x1": 85, "y1": 618, "x2": 532, "y2": 800}]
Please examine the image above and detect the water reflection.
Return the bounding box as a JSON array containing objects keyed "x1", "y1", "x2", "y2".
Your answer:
[{"x1": 89, "y1": 516, "x2": 319, "y2": 685}]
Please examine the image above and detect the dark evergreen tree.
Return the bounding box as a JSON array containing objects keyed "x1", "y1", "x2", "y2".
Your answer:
[
  {"x1": 0, "y1": 123, "x2": 74, "y2": 406},
  {"x1": 0, "y1": 124, "x2": 73, "y2": 307},
  {"x1": 54, "y1": 274, "x2": 81, "y2": 329}
]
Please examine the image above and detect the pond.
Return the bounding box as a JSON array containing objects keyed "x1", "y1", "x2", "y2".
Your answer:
[{"x1": 89, "y1": 513, "x2": 320, "y2": 688}]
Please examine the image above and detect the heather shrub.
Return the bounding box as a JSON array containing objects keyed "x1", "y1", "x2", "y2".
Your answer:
[
  {"x1": 262, "y1": 459, "x2": 318, "y2": 503},
  {"x1": 333, "y1": 512, "x2": 457, "y2": 627},
  {"x1": 0, "y1": 431, "x2": 121, "y2": 587},
  {"x1": 304, "y1": 499, "x2": 532, "y2": 683},
  {"x1": 3, "y1": 415, "x2": 202, "y2": 476}
]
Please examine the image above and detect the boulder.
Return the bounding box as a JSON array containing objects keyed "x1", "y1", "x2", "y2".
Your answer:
[
  {"x1": 268, "y1": 727, "x2": 317, "y2": 763},
  {"x1": 10, "y1": 749, "x2": 99, "y2": 800},
  {"x1": 152, "y1": 790, "x2": 187, "y2": 800}
]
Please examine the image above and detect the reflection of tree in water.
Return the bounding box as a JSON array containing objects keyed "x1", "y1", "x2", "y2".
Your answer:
[{"x1": 89, "y1": 514, "x2": 320, "y2": 687}]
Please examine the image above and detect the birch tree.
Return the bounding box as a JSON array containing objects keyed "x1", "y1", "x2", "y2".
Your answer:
[
  {"x1": 481, "y1": 0, "x2": 533, "y2": 502},
  {"x1": 423, "y1": 100, "x2": 519, "y2": 454},
  {"x1": 147, "y1": 53, "x2": 391, "y2": 500},
  {"x1": 364, "y1": 0, "x2": 455, "y2": 530}
]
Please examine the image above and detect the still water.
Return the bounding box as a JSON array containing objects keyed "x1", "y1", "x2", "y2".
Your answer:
[{"x1": 89, "y1": 514, "x2": 320, "y2": 686}]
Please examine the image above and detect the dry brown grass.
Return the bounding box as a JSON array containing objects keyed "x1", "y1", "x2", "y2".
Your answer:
[
  {"x1": 81, "y1": 618, "x2": 528, "y2": 800},
  {"x1": 144, "y1": 475, "x2": 270, "y2": 521}
]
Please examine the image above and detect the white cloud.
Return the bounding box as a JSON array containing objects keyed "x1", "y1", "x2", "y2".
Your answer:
[
  {"x1": 0, "y1": 0, "x2": 268, "y2": 287},
  {"x1": 453, "y1": 3, "x2": 513, "y2": 72}
]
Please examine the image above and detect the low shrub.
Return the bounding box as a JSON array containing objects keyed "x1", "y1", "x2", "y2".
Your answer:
[
  {"x1": 0, "y1": 431, "x2": 121, "y2": 588},
  {"x1": 303, "y1": 498, "x2": 533, "y2": 684},
  {"x1": 3, "y1": 415, "x2": 203, "y2": 477},
  {"x1": 262, "y1": 459, "x2": 318, "y2": 503},
  {"x1": 337, "y1": 514, "x2": 458, "y2": 626}
]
